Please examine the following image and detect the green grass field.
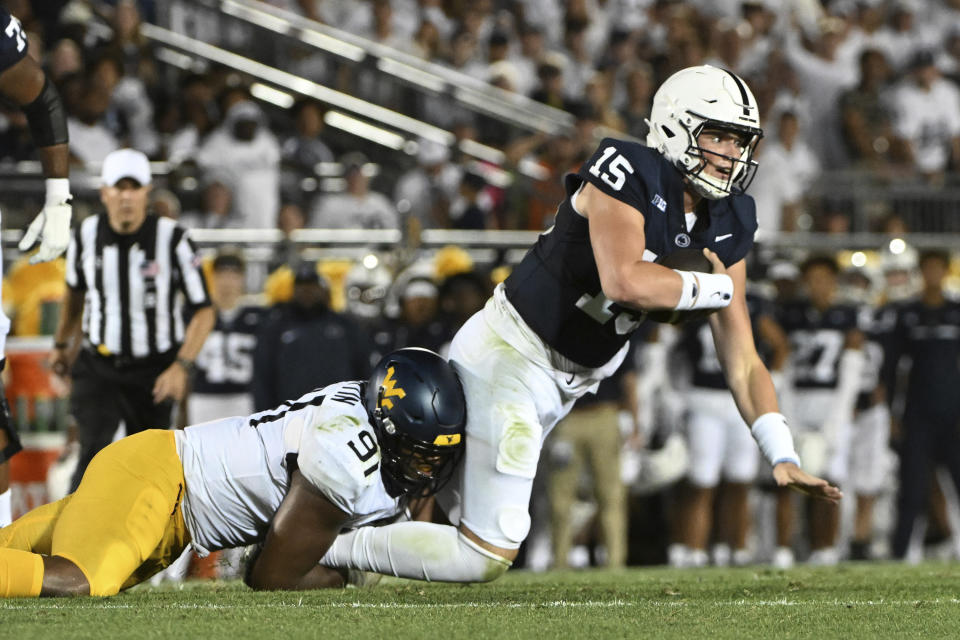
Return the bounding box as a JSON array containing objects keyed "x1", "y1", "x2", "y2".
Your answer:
[{"x1": 4, "y1": 564, "x2": 960, "y2": 639}]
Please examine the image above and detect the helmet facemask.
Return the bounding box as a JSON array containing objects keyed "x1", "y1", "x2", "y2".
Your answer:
[
  {"x1": 682, "y1": 119, "x2": 762, "y2": 199},
  {"x1": 371, "y1": 385, "x2": 463, "y2": 498},
  {"x1": 646, "y1": 65, "x2": 764, "y2": 200}
]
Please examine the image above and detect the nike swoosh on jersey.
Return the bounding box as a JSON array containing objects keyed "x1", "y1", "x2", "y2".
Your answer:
[{"x1": 715, "y1": 233, "x2": 733, "y2": 241}]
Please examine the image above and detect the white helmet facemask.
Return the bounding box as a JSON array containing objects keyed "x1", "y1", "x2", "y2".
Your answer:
[{"x1": 646, "y1": 65, "x2": 763, "y2": 200}]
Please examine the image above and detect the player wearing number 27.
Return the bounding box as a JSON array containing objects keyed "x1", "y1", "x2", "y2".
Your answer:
[
  {"x1": 0, "y1": 348, "x2": 465, "y2": 596},
  {"x1": 319, "y1": 65, "x2": 842, "y2": 583}
]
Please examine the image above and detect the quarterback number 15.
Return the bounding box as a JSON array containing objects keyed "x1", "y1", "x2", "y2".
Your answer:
[{"x1": 588, "y1": 146, "x2": 635, "y2": 191}]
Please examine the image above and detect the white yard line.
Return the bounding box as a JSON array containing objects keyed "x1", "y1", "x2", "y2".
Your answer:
[{"x1": 3, "y1": 598, "x2": 960, "y2": 611}]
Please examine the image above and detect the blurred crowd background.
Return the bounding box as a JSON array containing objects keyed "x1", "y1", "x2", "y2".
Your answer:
[{"x1": 3, "y1": 0, "x2": 960, "y2": 575}]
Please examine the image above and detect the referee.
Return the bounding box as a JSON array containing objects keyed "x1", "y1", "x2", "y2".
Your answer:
[{"x1": 50, "y1": 148, "x2": 215, "y2": 491}]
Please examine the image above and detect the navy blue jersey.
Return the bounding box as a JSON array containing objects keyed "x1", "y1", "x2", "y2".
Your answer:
[
  {"x1": 678, "y1": 291, "x2": 773, "y2": 390},
  {"x1": 193, "y1": 306, "x2": 263, "y2": 395},
  {"x1": 884, "y1": 299, "x2": 960, "y2": 416},
  {"x1": 855, "y1": 304, "x2": 897, "y2": 409},
  {"x1": 504, "y1": 138, "x2": 758, "y2": 368},
  {"x1": 778, "y1": 301, "x2": 859, "y2": 390},
  {"x1": 0, "y1": 9, "x2": 27, "y2": 74}
]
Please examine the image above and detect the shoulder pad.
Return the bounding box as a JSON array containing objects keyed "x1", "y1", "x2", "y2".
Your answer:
[
  {"x1": 575, "y1": 139, "x2": 665, "y2": 216},
  {"x1": 298, "y1": 412, "x2": 380, "y2": 513}
]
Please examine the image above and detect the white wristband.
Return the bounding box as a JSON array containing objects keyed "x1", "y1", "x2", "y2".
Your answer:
[
  {"x1": 751, "y1": 412, "x2": 800, "y2": 467},
  {"x1": 45, "y1": 178, "x2": 72, "y2": 207},
  {"x1": 673, "y1": 270, "x2": 734, "y2": 311}
]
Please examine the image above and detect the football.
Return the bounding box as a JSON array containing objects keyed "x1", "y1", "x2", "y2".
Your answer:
[{"x1": 647, "y1": 248, "x2": 717, "y2": 325}]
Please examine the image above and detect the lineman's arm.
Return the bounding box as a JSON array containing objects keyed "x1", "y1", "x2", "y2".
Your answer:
[
  {"x1": 0, "y1": 53, "x2": 72, "y2": 262},
  {"x1": 710, "y1": 259, "x2": 841, "y2": 502},
  {"x1": 246, "y1": 470, "x2": 350, "y2": 590}
]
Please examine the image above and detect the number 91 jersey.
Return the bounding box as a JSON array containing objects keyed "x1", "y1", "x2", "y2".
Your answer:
[
  {"x1": 0, "y1": 8, "x2": 27, "y2": 73},
  {"x1": 504, "y1": 137, "x2": 757, "y2": 369},
  {"x1": 174, "y1": 381, "x2": 401, "y2": 554}
]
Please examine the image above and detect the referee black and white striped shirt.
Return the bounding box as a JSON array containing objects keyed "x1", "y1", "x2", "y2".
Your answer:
[{"x1": 65, "y1": 213, "x2": 210, "y2": 358}]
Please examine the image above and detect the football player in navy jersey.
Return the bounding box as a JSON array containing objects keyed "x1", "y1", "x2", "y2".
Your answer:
[
  {"x1": 0, "y1": 7, "x2": 73, "y2": 528},
  {"x1": 775, "y1": 256, "x2": 864, "y2": 567},
  {"x1": 189, "y1": 252, "x2": 262, "y2": 424},
  {"x1": 884, "y1": 250, "x2": 960, "y2": 560},
  {"x1": 320, "y1": 65, "x2": 841, "y2": 583},
  {"x1": 672, "y1": 291, "x2": 789, "y2": 567}
]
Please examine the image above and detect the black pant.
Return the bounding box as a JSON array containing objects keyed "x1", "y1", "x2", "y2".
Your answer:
[
  {"x1": 891, "y1": 407, "x2": 960, "y2": 558},
  {"x1": 68, "y1": 348, "x2": 176, "y2": 491}
]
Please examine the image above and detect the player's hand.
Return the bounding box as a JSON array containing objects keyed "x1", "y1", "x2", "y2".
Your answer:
[
  {"x1": 772, "y1": 461, "x2": 842, "y2": 503},
  {"x1": 701, "y1": 248, "x2": 727, "y2": 275},
  {"x1": 19, "y1": 202, "x2": 72, "y2": 263},
  {"x1": 153, "y1": 362, "x2": 188, "y2": 403}
]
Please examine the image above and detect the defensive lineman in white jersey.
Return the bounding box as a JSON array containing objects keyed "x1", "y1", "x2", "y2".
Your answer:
[{"x1": 0, "y1": 348, "x2": 465, "y2": 597}]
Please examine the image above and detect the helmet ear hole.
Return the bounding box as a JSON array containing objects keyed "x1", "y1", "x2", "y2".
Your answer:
[{"x1": 661, "y1": 125, "x2": 676, "y2": 139}]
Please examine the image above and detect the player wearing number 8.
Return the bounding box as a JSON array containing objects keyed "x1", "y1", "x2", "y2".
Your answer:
[
  {"x1": 316, "y1": 66, "x2": 841, "y2": 586},
  {"x1": 0, "y1": 348, "x2": 466, "y2": 596}
]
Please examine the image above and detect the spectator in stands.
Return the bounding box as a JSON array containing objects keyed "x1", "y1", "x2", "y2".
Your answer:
[
  {"x1": 271, "y1": 202, "x2": 308, "y2": 271},
  {"x1": 584, "y1": 72, "x2": 625, "y2": 133},
  {"x1": 509, "y1": 23, "x2": 547, "y2": 97},
  {"x1": 47, "y1": 38, "x2": 83, "y2": 83},
  {"x1": 561, "y1": 18, "x2": 596, "y2": 99},
  {"x1": 165, "y1": 73, "x2": 218, "y2": 164},
  {"x1": 395, "y1": 139, "x2": 462, "y2": 231},
  {"x1": 180, "y1": 177, "x2": 239, "y2": 229},
  {"x1": 252, "y1": 262, "x2": 370, "y2": 410},
  {"x1": 530, "y1": 58, "x2": 567, "y2": 110},
  {"x1": 783, "y1": 16, "x2": 859, "y2": 168},
  {"x1": 388, "y1": 275, "x2": 448, "y2": 354},
  {"x1": 889, "y1": 50, "x2": 960, "y2": 183},
  {"x1": 65, "y1": 74, "x2": 118, "y2": 165},
  {"x1": 196, "y1": 100, "x2": 282, "y2": 228},
  {"x1": 444, "y1": 27, "x2": 486, "y2": 78},
  {"x1": 409, "y1": 19, "x2": 443, "y2": 60},
  {"x1": 89, "y1": 49, "x2": 158, "y2": 157},
  {"x1": 108, "y1": 0, "x2": 157, "y2": 89},
  {"x1": 448, "y1": 171, "x2": 489, "y2": 230},
  {"x1": 839, "y1": 48, "x2": 898, "y2": 172},
  {"x1": 619, "y1": 61, "x2": 654, "y2": 140},
  {"x1": 751, "y1": 108, "x2": 820, "y2": 234},
  {"x1": 282, "y1": 100, "x2": 334, "y2": 171},
  {"x1": 311, "y1": 152, "x2": 399, "y2": 229},
  {"x1": 150, "y1": 188, "x2": 181, "y2": 220}
]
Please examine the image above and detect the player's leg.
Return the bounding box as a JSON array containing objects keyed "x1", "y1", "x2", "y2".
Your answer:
[
  {"x1": 717, "y1": 412, "x2": 760, "y2": 565},
  {"x1": 0, "y1": 495, "x2": 71, "y2": 553},
  {"x1": 49, "y1": 429, "x2": 188, "y2": 596},
  {"x1": 68, "y1": 353, "x2": 123, "y2": 492},
  {"x1": 586, "y1": 404, "x2": 627, "y2": 568},
  {"x1": 680, "y1": 404, "x2": 725, "y2": 565},
  {"x1": 849, "y1": 405, "x2": 890, "y2": 559},
  {"x1": 547, "y1": 413, "x2": 585, "y2": 569}
]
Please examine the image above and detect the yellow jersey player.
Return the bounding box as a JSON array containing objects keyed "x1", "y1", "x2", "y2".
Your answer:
[{"x1": 0, "y1": 348, "x2": 465, "y2": 596}]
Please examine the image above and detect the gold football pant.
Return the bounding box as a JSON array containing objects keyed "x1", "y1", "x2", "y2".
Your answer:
[{"x1": 0, "y1": 429, "x2": 190, "y2": 596}]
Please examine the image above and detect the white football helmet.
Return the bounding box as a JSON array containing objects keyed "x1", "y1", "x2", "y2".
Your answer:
[
  {"x1": 345, "y1": 260, "x2": 393, "y2": 319},
  {"x1": 646, "y1": 65, "x2": 763, "y2": 200}
]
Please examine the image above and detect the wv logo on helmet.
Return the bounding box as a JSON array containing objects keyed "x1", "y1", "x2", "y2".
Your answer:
[{"x1": 379, "y1": 366, "x2": 407, "y2": 409}]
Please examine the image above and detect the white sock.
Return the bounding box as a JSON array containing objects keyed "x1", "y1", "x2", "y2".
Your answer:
[{"x1": 0, "y1": 489, "x2": 12, "y2": 528}]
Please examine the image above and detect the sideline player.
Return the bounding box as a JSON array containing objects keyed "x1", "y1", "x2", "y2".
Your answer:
[
  {"x1": 0, "y1": 7, "x2": 73, "y2": 527},
  {"x1": 320, "y1": 65, "x2": 841, "y2": 582},
  {"x1": 776, "y1": 256, "x2": 864, "y2": 566},
  {"x1": 0, "y1": 348, "x2": 465, "y2": 596}
]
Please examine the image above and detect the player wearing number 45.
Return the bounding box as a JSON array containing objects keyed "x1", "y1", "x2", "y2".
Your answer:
[
  {"x1": 317, "y1": 65, "x2": 842, "y2": 584},
  {"x1": 0, "y1": 348, "x2": 465, "y2": 596}
]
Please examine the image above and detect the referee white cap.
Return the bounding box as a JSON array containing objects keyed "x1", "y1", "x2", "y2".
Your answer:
[{"x1": 101, "y1": 148, "x2": 152, "y2": 187}]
